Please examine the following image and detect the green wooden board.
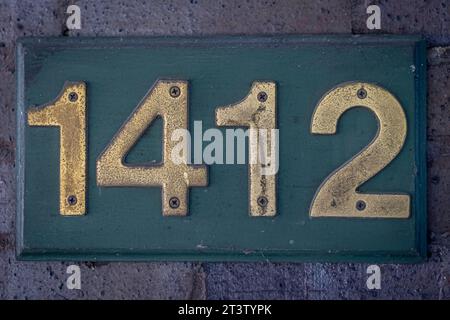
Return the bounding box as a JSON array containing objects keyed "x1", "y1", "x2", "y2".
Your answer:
[{"x1": 16, "y1": 36, "x2": 427, "y2": 262}]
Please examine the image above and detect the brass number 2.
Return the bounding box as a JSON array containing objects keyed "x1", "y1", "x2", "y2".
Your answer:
[
  {"x1": 27, "y1": 82, "x2": 87, "y2": 216},
  {"x1": 96, "y1": 80, "x2": 208, "y2": 216},
  {"x1": 216, "y1": 82, "x2": 277, "y2": 217},
  {"x1": 310, "y1": 82, "x2": 410, "y2": 218}
]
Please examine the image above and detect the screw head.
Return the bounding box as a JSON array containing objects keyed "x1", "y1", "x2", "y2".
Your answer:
[
  {"x1": 357, "y1": 88, "x2": 367, "y2": 99},
  {"x1": 356, "y1": 200, "x2": 366, "y2": 211},
  {"x1": 257, "y1": 91, "x2": 268, "y2": 102},
  {"x1": 169, "y1": 197, "x2": 180, "y2": 209},
  {"x1": 67, "y1": 195, "x2": 77, "y2": 206},
  {"x1": 68, "y1": 92, "x2": 78, "y2": 102},
  {"x1": 169, "y1": 86, "x2": 181, "y2": 98},
  {"x1": 257, "y1": 196, "x2": 268, "y2": 207}
]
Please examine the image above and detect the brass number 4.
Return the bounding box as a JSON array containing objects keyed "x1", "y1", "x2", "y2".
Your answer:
[{"x1": 96, "y1": 80, "x2": 208, "y2": 216}]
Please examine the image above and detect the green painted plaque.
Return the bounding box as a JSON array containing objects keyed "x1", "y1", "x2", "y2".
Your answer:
[{"x1": 16, "y1": 36, "x2": 427, "y2": 262}]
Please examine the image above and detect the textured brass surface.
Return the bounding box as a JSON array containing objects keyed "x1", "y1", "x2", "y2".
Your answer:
[
  {"x1": 96, "y1": 80, "x2": 208, "y2": 216},
  {"x1": 27, "y1": 82, "x2": 87, "y2": 215},
  {"x1": 310, "y1": 82, "x2": 410, "y2": 218},
  {"x1": 216, "y1": 82, "x2": 277, "y2": 216}
]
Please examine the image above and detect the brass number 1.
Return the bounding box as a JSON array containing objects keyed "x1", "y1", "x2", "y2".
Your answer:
[
  {"x1": 96, "y1": 80, "x2": 208, "y2": 216},
  {"x1": 27, "y1": 82, "x2": 87, "y2": 216},
  {"x1": 310, "y1": 82, "x2": 410, "y2": 218},
  {"x1": 216, "y1": 82, "x2": 277, "y2": 217}
]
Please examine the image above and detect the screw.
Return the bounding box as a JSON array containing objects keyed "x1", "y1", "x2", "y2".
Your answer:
[
  {"x1": 356, "y1": 200, "x2": 366, "y2": 211},
  {"x1": 67, "y1": 195, "x2": 77, "y2": 206},
  {"x1": 169, "y1": 197, "x2": 180, "y2": 209},
  {"x1": 257, "y1": 91, "x2": 268, "y2": 102},
  {"x1": 169, "y1": 86, "x2": 181, "y2": 98},
  {"x1": 357, "y1": 88, "x2": 367, "y2": 99},
  {"x1": 257, "y1": 196, "x2": 268, "y2": 207},
  {"x1": 68, "y1": 92, "x2": 78, "y2": 102}
]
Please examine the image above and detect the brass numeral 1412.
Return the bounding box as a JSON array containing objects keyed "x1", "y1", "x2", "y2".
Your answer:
[{"x1": 27, "y1": 80, "x2": 410, "y2": 219}]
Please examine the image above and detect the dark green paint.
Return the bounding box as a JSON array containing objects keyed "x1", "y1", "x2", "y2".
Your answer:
[{"x1": 16, "y1": 36, "x2": 427, "y2": 262}]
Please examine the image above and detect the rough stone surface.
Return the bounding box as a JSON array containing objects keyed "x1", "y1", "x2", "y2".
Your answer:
[
  {"x1": 0, "y1": 0, "x2": 449, "y2": 299},
  {"x1": 350, "y1": 0, "x2": 450, "y2": 46}
]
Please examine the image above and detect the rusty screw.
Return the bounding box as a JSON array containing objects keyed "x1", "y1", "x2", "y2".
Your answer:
[
  {"x1": 169, "y1": 197, "x2": 180, "y2": 209},
  {"x1": 257, "y1": 91, "x2": 268, "y2": 102},
  {"x1": 67, "y1": 195, "x2": 77, "y2": 206},
  {"x1": 356, "y1": 200, "x2": 366, "y2": 211},
  {"x1": 169, "y1": 86, "x2": 181, "y2": 98},
  {"x1": 68, "y1": 92, "x2": 78, "y2": 102},
  {"x1": 257, "y1": 196, "x2": 268, "y2": 207},
  {"x1": 357, "y1": 88, "x2": 367, "y2": 99}
]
